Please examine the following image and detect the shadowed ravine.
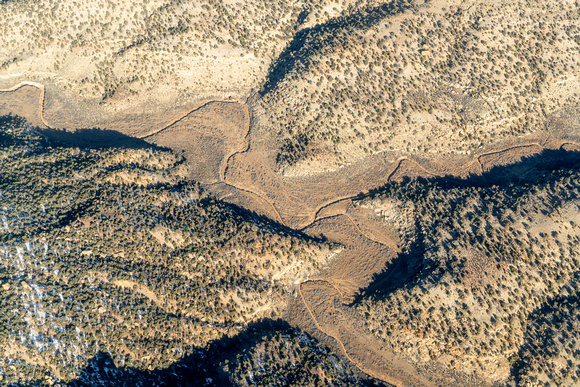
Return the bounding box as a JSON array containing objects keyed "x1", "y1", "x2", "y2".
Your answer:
[{"x1": 2, "y1": 81, "x2": 580, "y2": 385}]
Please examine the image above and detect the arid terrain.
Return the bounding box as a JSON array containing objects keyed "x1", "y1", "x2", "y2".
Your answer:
[{"x1": 1, "y1": 0, "x2": 580, "y2": 386}]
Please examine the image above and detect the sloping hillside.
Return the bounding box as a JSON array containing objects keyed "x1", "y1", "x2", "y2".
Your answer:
[
  {"x1": 0, "y1": 115, "x2": 346, "y2": 384},
  {"x1": 260, "y1": 0, "x2": 579, "y2": 173},
  {"x1": 353, "y1": 149, "x2": 580, "y2": 384}
]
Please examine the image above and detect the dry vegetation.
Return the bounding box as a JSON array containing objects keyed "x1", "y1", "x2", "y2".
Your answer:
[
  {"x1": 354, "y1": 154, "x2": 580, "y2": 385},
  {"x1": 0, "y1": 116, "x2": 339, "y2": 384},
  {"x1": 1, "y1": 0, "x2": 580, "y2": 385},
  {"x1": 0, "y1": 0, "x2": 381, "y2": 116},
  {"x1": 261, "y1": 0, "x2": 580, "y2": 173},
  {"x1": 220, "y1": 326, "x2": 364, "y2": 387}
]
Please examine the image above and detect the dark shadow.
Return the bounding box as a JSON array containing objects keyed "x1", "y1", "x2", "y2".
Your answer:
[
  {"x1": 355, "y1": 148, "x2": 580, "y2": 304},
  {"x1": 68, "y1": 319, "x2": 289, "y2": 387},
  {"x1": 354, "y1": 217, "x2": 428, "y2": 304},
  {"x1": 295, "y1": 7, "x2": 310, "y2": 27},
  {"x1": 0, "y1": 115, "x2": 177, "y2": 243},
  {"x1": 510, "y1": 272, "x2": 580, "y2": 384},
  {"x1": 38, "y1": 126, "x2": 169, "y2": 151},
  {"x1": 0, "y1": 113, "x2": 167, "y2": 151},
  {"x1": 0, "y1": 125, "x2": 17, "y2": 147},
  {"x1": 367, "y1": 148, "x2": 580, "y2": 196},
  {"x1": 259, "y1": 0, "x2": 412, "y2": 95},
  {"x1": 1, "y1": 115, "x2": 321, "y2": 247},
  {"x1": 205, "y1": 195, "x2": 331, "y2": 245},
  {"x1": 55, "y1": 319, "x2": 383, "y2": 387}
]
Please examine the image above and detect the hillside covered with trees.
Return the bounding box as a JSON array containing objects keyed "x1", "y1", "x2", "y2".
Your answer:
[{"x1": 0, "y1": 115, "x2": 362, "y2": 385}]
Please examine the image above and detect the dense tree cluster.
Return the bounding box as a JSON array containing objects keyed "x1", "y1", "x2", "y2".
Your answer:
[
  {"x1": 262, "y1": 0, "x2": 578, "y2": 169},
  {"x1": 0, "y1": 115, "x2": 331, "y2": 384},
  {"x1": 354, "y1": 154, "x2": 580, "y2": 384},
  {"x1": 222, "y1": 327, "x2": 363, "y2": 387}
]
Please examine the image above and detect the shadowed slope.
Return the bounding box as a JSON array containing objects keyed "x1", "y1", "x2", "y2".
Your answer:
[{"x1": 260, "y1": 0, "x2": 413, "y2": 95}]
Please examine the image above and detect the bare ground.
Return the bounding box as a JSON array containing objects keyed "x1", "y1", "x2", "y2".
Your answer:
[{"x1": 2, "y1": 81, "x2": 580, "y2": 386}]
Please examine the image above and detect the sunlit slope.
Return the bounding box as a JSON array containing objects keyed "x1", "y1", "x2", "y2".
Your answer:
[
  {"x1": 259, "y1": 0, "x2": 580, "y2": 172},
  {"x1": 0, "y1": 0, "x2": 382, "y2": 108}
]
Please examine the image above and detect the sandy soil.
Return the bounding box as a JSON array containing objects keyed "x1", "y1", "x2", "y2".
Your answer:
[{"x1": 2, "y1": 80, "x2": 580, "y2": 385}]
